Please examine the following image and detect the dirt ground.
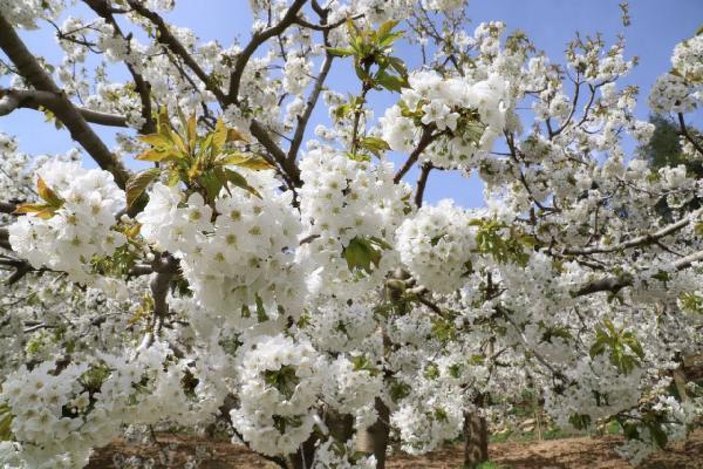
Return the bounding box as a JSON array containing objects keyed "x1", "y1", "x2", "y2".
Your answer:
[{"x1": 87, "y1": 428, "x2": 703, "y2": 468}]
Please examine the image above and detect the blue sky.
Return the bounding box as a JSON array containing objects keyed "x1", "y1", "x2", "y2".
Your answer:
[{"x1": 1, "y1": 0, "x2": 701, "y2": 207}]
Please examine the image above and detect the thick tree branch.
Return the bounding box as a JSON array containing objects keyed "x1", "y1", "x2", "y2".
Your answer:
[
  {"x1": 287, "y1": 44, "x2": 334, "y2": 164},
  {"x1": 414, "y1": 162, "x2": 433, "y2": 207},
  {"x1": 84, "y1": 0, "x2": 155, "y2": 134},
  {"x1": 0, "y1": 12, "x2": 131, "y2": 188},
  {"x1": 137, "y1": 253, "x2": 179, "y2": 350},
  {"x1": 0, "y1": 88, "x2": 128, "y2": 127},
  {"x1": 574, "y1": 249, "x2": 703, "y2": 297},
  {"x1": 394, "y1": 126, "x2": 436, "y2": 183},
  {"x1": 227, "y1": 0, "x2": 308, "y2": 103},
  {"x1": 0, "y1": 229, "x2": 10, "y2": 251},
  {"x1": 0, "y1": 202, "x2": 17, "y2": 214},
  {"x1": 251, "y1": 119, "x2": 301, "y2": 186},
  {"x1": 126, "y1": 0, "x2": 227, "y2": 104},
  {"x1": 564, "y1": 208, "x2": 703, "y2": 255}
]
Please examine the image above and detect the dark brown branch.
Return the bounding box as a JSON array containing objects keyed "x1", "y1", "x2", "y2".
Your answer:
[
  {"x1": 227, "y1": 0, "x2": 308, "y2": 103},
  {"x1": 0, "y1": 229, "x2": 10, "y2": 251},
  {"x1": 678, "y1": 112, "x2": 703, "y2": 156},
  {"x1": 393, "y1": 126, "x2": 436, "y2": 183},
  {"x1": 126, "y1": 0, "x2": 227, "y2": 104},
  {"x1": 251, "y1": 119, "x2": 301, "y2": 186},
  {"x1": 0, "y1": 88, "x2": 128, "y2": 127},
  {"x1": 0, "y1": 202, "x2": 17, "y2": 214},
  {"x1": 551, "y1": 74, "x2": 581, "y2": 137},
  {"x1": 84, "y1": 0, "x2": 155, "y2": 133},
  {"x1": 0, "y1": 12, "x2": 131, "y2": 188},
  {"x1": 287, "y1": 41, "x2": 334, "y2": 164},
  {"x1": 414, "y1": 162, "x2": 432, "y2": 207}
]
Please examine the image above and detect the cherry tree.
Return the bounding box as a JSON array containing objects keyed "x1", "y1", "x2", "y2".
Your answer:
[{"x1": 0, "y1": 1, "x2": 702, "y2": 468}]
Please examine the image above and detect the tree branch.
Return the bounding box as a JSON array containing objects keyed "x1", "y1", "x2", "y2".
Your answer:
[
  {"x1": 84, "y1": 0, "x2": 155, "y2": 133},
  {"x1": 394, "y1": 126, "x2": 436, "y2": 183},
  {"x1": 573, "y1": 249, "x2": 703, "y2": 297},
  {"x1": 0, "y1": 12, "x2": 131, "y2": 188},
  {"x1": 287, "y1": 40, "x2": 334, "y2": 164},
  {"x1": 124, "y1": 1, "x2": 297, "y2": 187},
  {"x1": 414, "y1": 162, "x2": 432, "y2": 207},
  {"x1": 126, "y1": 0, "x2": 227, "y2": 104},
  {"x1": 0, "y1": 228, "x2": 10, "y2": 251},
  {"x1": 678, "y1": 112, "x2": 703, "y2": 156},
  {"x1": 0, "y1": 88, "x2": 128, "y2": 127},
  {"x1": 564, "y1": 208, "x2": 702, "y2": 255},
  {"x1": 0, "y1": 202, "x2": 17, "y2": 214},
  {"x1": 137, "y1": 253, "x2": 178, "y2": 350},
  {"x1": 227, "y1": 0, "x2": 308, "y2": 103}
]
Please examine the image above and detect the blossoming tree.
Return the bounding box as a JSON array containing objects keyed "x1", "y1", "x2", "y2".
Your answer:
[{"x1": 0, "y1": 0, "x2": 702, "y2": 467}]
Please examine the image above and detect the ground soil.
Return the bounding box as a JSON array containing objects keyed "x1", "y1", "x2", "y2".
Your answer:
[{"x1": 87, "y1": 428, "x2": 703, "y2": 468}]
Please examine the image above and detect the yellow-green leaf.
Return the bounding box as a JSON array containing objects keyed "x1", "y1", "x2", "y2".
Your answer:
[
  {"x1": 223, "y1": 168, "x2": 261, "y2": 198},
  {"x1": 13, "y1": 203, "x2": 58, "y2": 219},
  {"x1": 136, "y1": 148, "x2": 179, "y2": 162},
  {"x1": 36, "y1": 176, "x2": 63, "y2": 207},
  {"x1": 212, "y1": 118, "x2": 228, "y2": 153},
  {"x1": 216, "y1": 152, "x2": 274, "y2": 170},
  {"x1": 138, "y1": 133, "x2": 173, "y2": 147},
  {"x1": 126, "y1": 168, "x2": 161, "y2": 209}
]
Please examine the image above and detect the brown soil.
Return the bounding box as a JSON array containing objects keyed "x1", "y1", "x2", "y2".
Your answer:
[{"x1": 87, "y1": 428, "x2": 703, "y2": 468}]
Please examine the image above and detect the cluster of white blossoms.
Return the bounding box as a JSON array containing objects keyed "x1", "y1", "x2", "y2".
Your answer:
[
  {"x1": 0, "y1": 0, "x2": 62, "y2": 29},
  {"x1": 283, "y1": 54, "x2": 312, "y2": 96},
  {"x1": 544, "y1": 354, "x2": 644, "y2": 429},
  {"x1": 396, "y1": 200, "x2": 477, "y2": 293},
  {"x1": 671, "y1": 33, "x2": 703, "y2": 83},
  {"x1": 0, "y1": 133, "x2": 33, "y2": 204},
  {"x1": 648, "y1": 73, "x2": 698, "y2": 115},
  {"x1": 0, "y1": 342, "x2": 188, "y2": 468},
  {"x1": 304, "y1": 301, "x2": 378, "y2": 353},
  {"x1": 137, "y1": 172, "x2": 305, "y2": 328},
  {"x1": 381, "y1": 70, "x2": 510, "y2": 169},
  {"x1": 349, "y1": 0, "x2": 463, "y2": 23},
  {"x1": 322, "y1": 355, "x2": 383, "y2": 415},
  {"x1": 648, "y1": 33, "x2": 702, "y2": 115},
  {"x1": 298, "y1": 149, "x2": 410, "y2": 299},
  {"x1": 8, "y1": 160, "x2": 126, "y2": 283},
  {"x1": 230, "y1": 334, "x2": 323, "y2": 456}
]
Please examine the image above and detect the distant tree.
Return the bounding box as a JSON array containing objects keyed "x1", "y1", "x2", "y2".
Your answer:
[{"x1": 638, "y1": 114, "x2": 702, "y2": 176}]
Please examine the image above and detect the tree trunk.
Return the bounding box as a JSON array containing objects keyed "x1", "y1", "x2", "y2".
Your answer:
[
  {"x1": 327, "y1": 408, "x2": 355, "y2": 442},
  {"x1": 288, "y1": 435, "x2": 317, "y2": 469},
  {"x1": 463, "y1": 408, "x2": 488, "y2": 468},
  {"x1": 356, "y1": 398, "x2": 390, "y2": 469}
]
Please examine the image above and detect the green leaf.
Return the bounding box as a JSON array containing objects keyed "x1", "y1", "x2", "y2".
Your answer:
[
  {"x1": 222, "y1": 168, "x2": 261, "y2": 198},
  {"x1": 342, "y1": 236, "x2": 388, "y2": 274},
  {"x1": 255, "y1": 295, "x2": 269, "y2": 323},
  {"x1": 326, "y1": 47, "x2": 354, "y2": 57},
  {"x1": 0, "y1": 404, "x2": 13, "y2": 441},
  {"x1": 359, "y1": 136, "x2": 391, "y2": 156},
  {"x1": 126, "y1": 168, "x2": 161, "y2": 209},
  {"x1": 649, "y1": 423, "x2": 669, "y2": 448},
  {"x1": 376, "y1": 20, "x2": 399, "y2": 43},
  {"x1": 138, "y1": 133, "x2": 173, "y2": 148},
  {"x1": 135, "y1": 147, "x2": 180, "y2": 162},
  {"x1": 376, "y1": 70, "x2": 406, "y2": 92}
]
